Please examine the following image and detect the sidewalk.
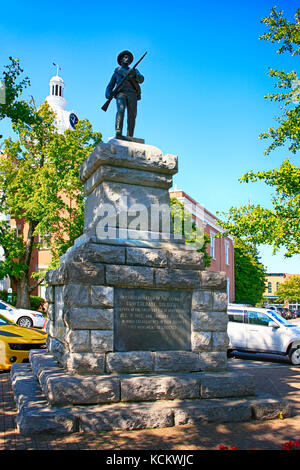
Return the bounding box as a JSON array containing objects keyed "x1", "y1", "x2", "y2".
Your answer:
[{"x1": 1, "y1": 358, "x2": 300, "y2": 451}]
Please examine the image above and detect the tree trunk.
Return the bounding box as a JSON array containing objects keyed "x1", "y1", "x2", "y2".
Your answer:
[
  {"x1": 15, "y1": 275, "x2": 31, "y2": 309},
  {"x1": 14, "y1": 219, "x2": 38, "y2": 309}
]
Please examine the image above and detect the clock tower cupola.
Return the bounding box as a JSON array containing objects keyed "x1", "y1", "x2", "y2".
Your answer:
[{"x1": 45, "y1": 64, "x2": 79, "y2": 133}]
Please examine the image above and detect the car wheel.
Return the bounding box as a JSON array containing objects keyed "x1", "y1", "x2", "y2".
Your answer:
[
  {"x1": 17, "y1": 316, "x2": 33, "y2": 328},
  {"x1": 289, "y1": 345, "x2": 300, "y2": 365}
]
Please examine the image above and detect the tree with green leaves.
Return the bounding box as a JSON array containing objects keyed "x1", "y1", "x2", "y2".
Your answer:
[
  {"x1": 0, "y1": 98, "x2": 102, "y2": 308},
  {"x1": 259, "y1": 6, "x2": 300, "y2": 155},
  {"x1": 234, "y1": 239, "x2": 266, "y2": 306},
  {"x1": 275, "y1": 275, "x2": 300, "y2": 303},
  {"x1": 0, "y1": 57, "x2": 36, "y2": 138},
  {"x1": 218, "y1": 7, "x2": 300, "y2": 258}
]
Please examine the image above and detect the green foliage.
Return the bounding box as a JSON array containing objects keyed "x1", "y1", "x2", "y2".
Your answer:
[
  {"x1": 0, "y1": 221, "x2": 28, "y2": 281},
  {"x1": 275, "y1": 275, "x2": 300, "y2": 302},
  {"x1": 29, "y1": 295, "x2": 45, "y2": 311},
  {"x1": 219, "y1": 159, "x2": 300, "y2": 257},
  {"x1": 33, "y1": 115, "x2": 102, "y2": 268},
  {"x1": 170, "y1": 197, "x2": 211, "y2": 267},
  {"x1": 234, "y1": 239, "x2": 267, "y2": 306},
  {"x1": 0, "y1": 101, "x2": 102, "y2": 283},
  {"x1": 259, "y1": 7, "x2": 300, "y2": 155},
  {"x1": 0, "y1": 290, "x2": 44, "y2": 311},
  {"x1": 0, "y1": 59, "x2": 102, "y2": 307},
  {"x1": 0, "y1": 57, "x2": 37, "y2": 138},
  {"x1": 218, "y1": 7, "x2": 300, "y2": 257},
  {"x1": 259, "y1": 6, "x2": 300, "y2": 57}
]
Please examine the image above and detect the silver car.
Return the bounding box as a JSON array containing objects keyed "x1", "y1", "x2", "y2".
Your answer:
[{"x1": 227, "y1": 304, "x2": 300, "y2": 365}]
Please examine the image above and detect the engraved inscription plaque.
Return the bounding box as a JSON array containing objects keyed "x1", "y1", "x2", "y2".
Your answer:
[{"x1": 114, "y1": 288, "x2": 192, "y2": 351}]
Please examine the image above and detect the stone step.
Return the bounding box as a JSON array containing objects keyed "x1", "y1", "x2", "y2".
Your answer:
[
  {"x1": 29, "y1": 351, "x2": 256, "y2": 406},
  {"x1": 10, "y1": 363, "x2": 291, "y2": 436}
]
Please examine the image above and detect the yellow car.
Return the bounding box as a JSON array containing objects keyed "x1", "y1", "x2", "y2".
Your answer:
[{"x1": 0, "y1": 312, "x2": 47, "y2": 370}]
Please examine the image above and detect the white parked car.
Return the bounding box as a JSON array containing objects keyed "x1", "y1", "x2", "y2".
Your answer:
[
  {"x1": 0, "y1": 299, "x2": 45, "y2": 328},
  {"x1": 227, "y1": 304, "x2": 300, "y2": 365}
]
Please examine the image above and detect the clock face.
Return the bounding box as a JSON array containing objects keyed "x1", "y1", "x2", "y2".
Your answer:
[{"x1": 69, "y1": 112, "x2": 79, "y2": 129}]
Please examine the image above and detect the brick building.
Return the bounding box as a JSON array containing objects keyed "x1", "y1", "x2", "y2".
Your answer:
[
  {"x1": 169, "y1": 189, "x2": 235, "y2": 302},
  {"x1": 264, "y1": 273, "x2": 300, "y2": 311}
]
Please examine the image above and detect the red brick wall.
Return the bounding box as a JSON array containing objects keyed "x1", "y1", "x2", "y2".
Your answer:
[
  {"x1": 170, "y1": 190, "x2": 235, "y2": 302},
  {"x1": 205, "y1": 224, "x2": 235, "y2": 302}
]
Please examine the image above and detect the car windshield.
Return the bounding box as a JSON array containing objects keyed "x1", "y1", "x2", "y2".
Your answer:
[
  {"x1": 0, "y1": 313, "x2": 15, "y2": 326},
  {"x1": 0, "y1": 300, "x2": 15, "y2": 310},
  {"x1": 267, "y1": 310, "x2": 295, "y2": 327}
]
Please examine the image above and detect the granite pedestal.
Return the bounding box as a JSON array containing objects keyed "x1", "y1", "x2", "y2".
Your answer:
[{"x1": 10, "y1": 139, "x2": 290, "y2": 435}]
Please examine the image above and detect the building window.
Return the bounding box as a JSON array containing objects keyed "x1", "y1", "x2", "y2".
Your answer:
[
  {"x1": 268, "y1": 282, "x2": 272, "y2": 293},
  {"x1": 225, "y1": 240, "x2": 229, "y2": 265},
  {"x1": 210, "y1": 231, "x2": 215, "y2": 259},
  {"x1": 276, "y1": 282, "x2": 280, "y2": 291},
  {"x1": 227, "y1": 277, "x2": 230, "y2": 302},
  {"x1": 38, "y1": 233, "x2": 51, "y2": 249}
]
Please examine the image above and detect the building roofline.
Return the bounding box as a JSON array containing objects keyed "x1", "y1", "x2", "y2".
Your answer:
[
  {"x1": 170, "y1": 188, "x2": 217, "y2": 219},
  {"x1": 169, "y1": 188, "x2": 234, "y2": 241}
]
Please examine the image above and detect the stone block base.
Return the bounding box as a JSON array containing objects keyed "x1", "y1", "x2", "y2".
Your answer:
[
  {"x1": 10, "y1": 354, "x2": 291, "y2": 436},
  {"x1": 27, "y1": 351, "x2": 256, "y2": 405}
]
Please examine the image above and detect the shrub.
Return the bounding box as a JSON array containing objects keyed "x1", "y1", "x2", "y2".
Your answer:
[{"x1": 0, "y1": 290, "x2": 45, "y2": 311}]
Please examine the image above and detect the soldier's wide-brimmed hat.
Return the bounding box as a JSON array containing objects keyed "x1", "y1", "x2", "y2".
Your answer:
[{"x1": 117, "y1": 50, "x2": 134, "y2": 65}]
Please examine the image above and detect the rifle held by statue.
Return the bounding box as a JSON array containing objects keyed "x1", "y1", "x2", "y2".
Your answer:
[{"x1": 101, "y1": 51, "x2": 147, "y2": 112}]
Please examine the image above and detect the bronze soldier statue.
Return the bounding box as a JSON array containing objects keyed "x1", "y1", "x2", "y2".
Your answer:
[{"x1": 104, "y1": 50, "x2": 145, "y2": 139}]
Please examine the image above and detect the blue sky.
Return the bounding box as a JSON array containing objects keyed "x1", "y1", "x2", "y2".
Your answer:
[{"x1": 0, "y1": 0, "x2": 299, "y2": 273}]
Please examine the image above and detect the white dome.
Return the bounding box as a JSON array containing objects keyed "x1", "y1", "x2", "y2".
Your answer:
[{"x1": 49, "y1": 75, "x2": 65, "y2": 85}]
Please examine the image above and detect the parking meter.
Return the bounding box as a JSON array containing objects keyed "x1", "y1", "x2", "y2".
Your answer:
[{"x1": 7, "y1": 288, "x2": 13, "y2": 304}]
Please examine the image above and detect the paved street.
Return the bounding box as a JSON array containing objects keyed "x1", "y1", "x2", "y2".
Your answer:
[{"x1": 1, "y1": 356, "x2": 300, "y2": 451}]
